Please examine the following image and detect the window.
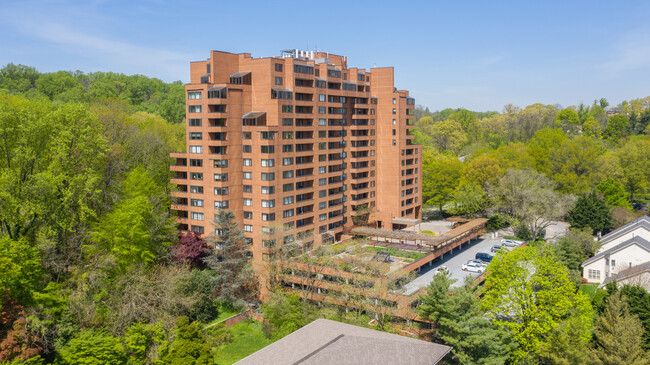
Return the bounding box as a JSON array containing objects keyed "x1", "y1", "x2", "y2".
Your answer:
[
  {"x1": 272, "y1": 88, "x2": 292, "y2": 99},
  {"x1": 261, "y1": 159, "x2": 275, "y2": 167},
  {"x1": 319, "y1": 106, "x2": 326, "y2": 114},
  {"x1": 588, "y1": 269, "x2": 601, "y2": 280},
  {"x1": 189, "y1": 118, "x2": 202, "y2": 126},
  {"x1": 214, "y1": 173, "x2": 228, "y2": 182},
  {"x1": 188, "y1": 91, "x2": 201, "y2": 99},
  {"x1": 189, "y1": 145, "x2": 202, "y2": 154},
  {"x1": 392, "y1": 140, "x2": 396, "y2": 146},
  {"x1": 263, "y1": 240, "x2": 276, "y2": 248},
  {"x1": 242, "y1": 132, "x2": 252, "y2": 139},
  {"x1": 283, "y1": 157, "x2": 293, "y2": 166},
  {"x1": 282, "y1": 118, "x2": 293, "y2": 126},
  {"x1": 262, "y1": 199, "x2": 275, "y2": 208},
  {"x1": 316, "y1": 79, "x2": 326, "y2": 88},
  {"x1": 319, "y1": 202, "x2": 326, "y2": 209},
  {"x1": 282, "y1": 105, "x2": 293, "y2": 113},
  {"x1": 243, "y1": 172, "x2": 252, "y2": 180},
  {"x1": 261, "y1": 172, "x2": 275, "y2": 181},
  {"x1": 319, "y1": 166, "x2": 326, "y2": 174},
  {"x1": 262, "y1": 132, "x2": 275, "y2": 140},
  {"x1": 190, "y1": 199, "x2": 203, "y2": 207},
  {"x1": 283, "y1": 170, "x2": 294, "y2": 178},
  {"x1": 283, "y1": 196, "x2": 294, "y2": 205},
  {"x1": 243, "y1": 185, "x2": 252, "y2": 193},
  {"x1": 294, "y1": 63, "x2": 314, "y2": 74},
  {"x1": 319, "y1": 94, "x2": 326, "y2": 102},
  {"x1": 319, "y1": 118, "x2": 326, "y2": 126},
  {"x1": 190, "y1": 185, "x2": 203, "y2": 194},
  {"x1": 261, "y1": 186, "x2": 275, "y2": 194},
  {"x1": 275, "y1": 63, "x2": 283, "y2": 72},
  {"x1": 214, "y1": 187, "x2": 229, "y2": 195},
  {"x1": 244, "y1": 224, "x2": 253, "y2": 232},
  {"x1": 282, "y1": 131, "x2": 293, "y2": 139},
  {"x1": 242, "y1": 145, "x2": 252, "y2": 153},
  {"x1": 318, "y1": 130, "x2": 326, "y2": 138},
  {"x1": 275, "y1": 77, "x2": 283, "y2": 85},
  {"x1": 283, "y1": 144, "x2": 293, "y2": 153},
  {"x1": 327, "y1": 69, "x2": 341, "y2": 78},
  {"x1": 319, "y1": 142, "x2": 326, "y2": 150},
  {"x1": 190, "y1": 159, "x2": 202, "y2": 167},
  {"x1": 392, "y1": 119, "x2": 396, "y2": 125},
  {"x1": 262, "y1": 213, "x2": 275, "y2": 221},
  {"x1": 214, "y1": 200, "x2": 229, "y2": 209},
  {"x1": 319, "y1": 178, "x2": 326, "y2": 186},
  {"x1": 283, "y1": 209, "x2": 294, "y2": 218},
  {"x1": 211, "y1": 159, "x2": 226, "y2": 168},
  {"x1": 283, "y1": 183, "x2": 294, "y2": 192},
  {"x1": 191, "y1": 225, "x2": 204, "y2": 234},
  {"x1": 611, "y1": 259, "x2": 616, "y2": 267},
  {"x1": 392, "y1": 108, "x2": 396, "y2": 115},
  {"x1": 261, "y1": 145, "x2": 275, "y2": 153},
  {"x1": 243, "y1": 198, "x2": 252, "y2": 206},
  {"x1": 320, "y1": 214, "x2": 326, "y2": 221},
  {"x1": 319, "y1": 190, "x2": 327, "y2": 198},
  {"x1": 191, "y1": 212, "x2": 204, "y2": 221},
  {"x1": 319, "y1": 154, "x2": 326, "y2": 162},
  {"x1": 244, "y1": 211, "x2": 253, "y2": 219},
  {"x1": 207, "y1": 87, "x2": 227, "y2": 99},
  {"x1": 284, "y1": 235, "x2": 295, "y2": 244},
  {"x1": 188, "y1": 105, "x2": 202, "y2": 113},
  {"x1": 243, "y1": 158, "x2": 252, "y2": 166},
  {"x1": 393, "y1": 98, "x2": 396, "y2": 104},
  {"x1": 190, "y1": 172, "x2": 203, "y2": 180},
  {"x1": 392, "y1": 129, "x2": 396, "y2": 135}
]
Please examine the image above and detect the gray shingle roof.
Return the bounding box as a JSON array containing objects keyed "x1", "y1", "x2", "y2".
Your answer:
[
  {"x1": 602, "y1": 261, "x2": 650, "y2": 286},
  {"x1": 235, "y1": 318, "x2": 451, "y2": 365},
  {"x1": 582, "y1": 236, "x2": 650, "y2": 266},
  {"x1": 599, "y1": 215, "x2": 650, "y2": 244}
]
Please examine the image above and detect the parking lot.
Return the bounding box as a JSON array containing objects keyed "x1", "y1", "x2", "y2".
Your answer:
[{"x1": 403, "y1": 236, "x2": 506, "y2": 294}]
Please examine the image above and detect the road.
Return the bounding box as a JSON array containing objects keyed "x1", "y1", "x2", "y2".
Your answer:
[{"x1": 403, "y1": 236, "x2": 501, "y2": 295}]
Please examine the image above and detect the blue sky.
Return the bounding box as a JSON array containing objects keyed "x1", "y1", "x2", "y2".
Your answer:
[{"x1": 1, "y1": 0, "x2": 649, "y2": 111}]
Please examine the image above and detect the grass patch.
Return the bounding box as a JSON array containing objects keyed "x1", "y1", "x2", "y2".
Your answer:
[
  {"x1": 419, "y1": 230, "x2": 438, "y2": 236},
  {"x1": 205, "y1": 304, "x2": 243, "y2": 328},
  {"x1": 365, "y1": 246, "x2": 427, "y2": 260},
  {"x1": 579, "y1": 284, "x2": 598, "y2": 300},
  {"x1": 215, "y1": 320, "x2": 274, "y2": 365}
]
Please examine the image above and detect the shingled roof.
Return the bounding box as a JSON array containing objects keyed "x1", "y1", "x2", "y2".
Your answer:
[
  {"x1": 582, "y1": 236, "x2": 650, "y2": 266},
  {"x1": 235, "y1": 318, "x2": 451, "y2": 365}
]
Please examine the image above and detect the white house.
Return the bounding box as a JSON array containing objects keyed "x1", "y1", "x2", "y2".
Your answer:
[
  {"x1": 600, "y1": 262, "x2": 650, "y2": 291},
  {"x1": 581, "y1": 216, "x2": 650, "y2": 285}
]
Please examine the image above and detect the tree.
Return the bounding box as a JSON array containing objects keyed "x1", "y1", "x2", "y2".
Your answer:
[
  {"x1": 555, "y1": 108, "x2": 581, "y2": 132},
  {"x1": 418, "y1": 274, "x2": 513, "y2": 364},
  {"x1": 482, "y1": 244, "x2": 594, "y2": 363},
  {"x1": 549, "y1": 136, "x2": 601, "y2": 194},
  {"x1": 460, "y1": 154, "x2": 504, "y2": 188},
  {"x1": 429, "y1": 119, "x2": 468, "y2": 154},
  {"x1": 618, "y1": 285, "x2": 650, "y2": 349},
  {"x1": 489, "y1": 169, "x2": 574, "y2": 241},
  {"x1": 604, "y1": 114, "x2": 629, "y2": 140},
  {"x1": 171, "y1": 231, "x2": 211, "y2": 269},
  {"x1": 261, "y1": 291, "x2": 307, "y2": 340},
  {"x1": 616, "y1": 137, "x2": 650, "y2": 201},
  {"x1": 0, "y1": 64, "x2": 40, "y2": 93},
  {"x1": 597, "y1": 178, "x2": 631, "y2": 209},
  {"x1": 351, "y1": 203, "x2": 373, "y2": 226},
  {"x1": 56, "y1": 329, "x2": 126, "y2": 365},
  {"x1": 526, "y1": 127, "x2": 566, "y2": 176},
  {"x1": 0, "y1": 236, "x2": 43, "y2": 308},
  {"x1": 582, "y1": 116, "x2": 602, "y2": 138},
  {"x1": 592, "y1": 292, "x2": 649, "y2": 365},
  {"x1": 448, "y1": 183, "x2": 488, "y2": 218},
  {"x1": 160, "y1": 317, "x2": 213, "y2": 365},
  {"x1": 204, "y1": 210, "x2": 259, "y2": 307},
  {"x1": 567, "y1": 193, "x2": 613, "y2": 235},
  {"x1": 552, "y1": 228, "x2": 598, "y2": 283},
  {"x1": 422, "y1": 152, "x2": 462, "y2": 211}
]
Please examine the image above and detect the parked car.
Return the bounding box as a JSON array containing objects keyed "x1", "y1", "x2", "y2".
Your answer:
[
  {"x1": 462, "y1": 262, "x2": 485, "y2": 273},
  {"x1": 467, "y1": 259, "x2": 487, "y2": 267},
  {"x1": 475, "y1": 252, "x2": 494, "y2": 262},
  {"x1": 434, "y1": 266, "x2": 449, "y2": 275},
  {"x1": 490, "y1": 244, "x2": 504, "y2": 253},
  {"x1": 502, "y1": 239, "x2": 524, "y2": 247}
]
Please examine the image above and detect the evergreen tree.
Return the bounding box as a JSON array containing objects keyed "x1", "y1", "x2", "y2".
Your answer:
[
  {"x1": 203, "y1": 209, "x2": 259, "y2": 307},
  {"x1": 592, "y1": 292, "x2": 649, "y2": 365},
  {"x1": 567, "y1": 193, "x2": 613, "y2": 235},
  {"x1": 418, "y1": 274, "x2": 513, "y2": 364},
  {"x1": 619, "y1": 285, "x2": 650, "y2": 349},
  {"x1": 160, "y1": 317, "x2": 213, "y2": 365}
]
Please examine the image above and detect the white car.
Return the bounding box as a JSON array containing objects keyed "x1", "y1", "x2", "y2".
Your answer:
[
  {"x1": 462, "y1": 262, "x2": 485, "y2": 273},
  {"x1": 502, "y1": 239, "x2": 524, "y2": 247},
  {"x1": 434, "y1": 265, "x2": 449, "y2": 275},
  {"x1": 467, "y1": 259, "x2": 487, "y2": 267}
]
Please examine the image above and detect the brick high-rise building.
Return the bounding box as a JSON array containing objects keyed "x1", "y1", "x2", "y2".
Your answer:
[{"x1": 171, "y1": 49, "x2": 421, "y2": 260}]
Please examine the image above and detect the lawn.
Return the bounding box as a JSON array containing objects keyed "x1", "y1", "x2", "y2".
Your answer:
[
  {"x1": 214, "y1": 320, "x2": 274, "y2": 365},
  {"x1": 579, "y1": 284, "x2": 598, "y2": 300},
  {"x1": 365, "y1": 246, "x2": 427, "y2": 260},
  {"x1": 205, "y1": 306, "x2": 242, "y2": 328}
]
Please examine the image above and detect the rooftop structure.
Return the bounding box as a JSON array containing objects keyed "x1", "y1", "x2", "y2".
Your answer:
[{"x1": 234, "y1": 318, "x2": 451, "y2": 365}]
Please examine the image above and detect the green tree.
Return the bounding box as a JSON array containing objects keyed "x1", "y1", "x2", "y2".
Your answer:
[
  {"x1": 604, "y1": 114, "x2": 629, "y2": 140},
  {"x1": 56, "y1": 329, "x2": 126, "y2": 365},
  {"x1": 261, "y1": 291, "x2": 308, "y2": 340},
  {"x1": 429, "y1": 119, "x2": 468, "y2": 154},
  {"x1": 549, "y1": 136, "x2": 601, "y2": 194},
  {"x1": 552, "y1": 228, "x2": 598, "y2": 283},
  {"x1": 0, "y1": 236, "x2": 43, "y2": 309},
  {"x1": 592, "y1": 292, "x2": 649, "y2": 365},
  {"x1": 448, "y1": 183, "x2": 488, "y2": 218},
  {"x1": 460, "y1": 154, "x2": 504, "y2": 188},
  {"x1": 489, "y1": 169, "x2": 574, "y2": 241},
  {"x1": 418, "y1": 274, "x2": 513, "y2": 364},
  {"x1": 204, "y1": 210, "x2": 259, "y2": 307},
  {"x1": 616, "y1": 137, "x2": 650, "y2": 201},
  {"x1": 567, "y1": 193, "x2": 613, "y2": 235},
  {"x1": 526, "y1": 127, "x2": 566, "y2": 176},
  {"x1": 422, "y1": 151, "x2": 463, "y2": 211},
  {"x1": 160, "y1": 317, "x2": 212, "y2": 365},
  {"x1": 582, "y1": 116, "x2": 602, "y2": 138},
  {"x1": 0, "y1": 64, "x2": 40, "y2": 92},
  {"x1": 482, "y1": 244, "x2": 594, "y2": 363},
  {"x1": 619, "y1": 285, "x2": 650, "y2": 349},
  {"x1": 555, "y1": 108, "x2": 581, "y2": 132},
  {"x1": 597, "y1": 178, "x2": 632, "y2": 208}
]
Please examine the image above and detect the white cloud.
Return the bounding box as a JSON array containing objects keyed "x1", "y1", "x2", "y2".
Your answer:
[{"x1": 601, "y1": 27, "x2": 650, "y2": 73}]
